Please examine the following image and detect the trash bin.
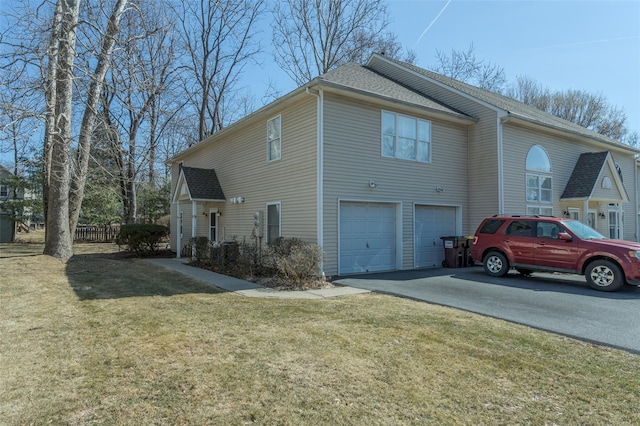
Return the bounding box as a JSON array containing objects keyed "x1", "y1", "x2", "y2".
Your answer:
[
  {"x1": 462, "y1": 236, "x2": 475, "y2": 267},
  {"x1": 440, "y1": 236, "x2": 466, "y2": 268}
]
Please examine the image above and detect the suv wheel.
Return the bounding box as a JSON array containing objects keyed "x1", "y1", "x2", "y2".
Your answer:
[
  {"x1": 483, "y1": 251, "x2": 509, "y2": 277},
  {"x1": 585, "y1": 260, "x2": 624, "y2": 292}
]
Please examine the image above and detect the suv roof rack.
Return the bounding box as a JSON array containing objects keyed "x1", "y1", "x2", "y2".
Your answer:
[{"x1": 491, "y1": 214, "x2": 556, "y2": 218}]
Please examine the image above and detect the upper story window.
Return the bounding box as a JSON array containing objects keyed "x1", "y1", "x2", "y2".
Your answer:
[
  {"x1": 267, "y1": 115, "x2": 281, "y2": 162},
  {"x1": 526, "y1": 145, "x2": 551, "y2": 172},
  {"x1": 382, "y1": 111, "x2": 431, "y2": 163},
  {"x1": 0, "y1": 185, "x2": 7, "y2": 197},
  {"x1": 526, "y1": 145, "x2": 552, "y2": 205}
]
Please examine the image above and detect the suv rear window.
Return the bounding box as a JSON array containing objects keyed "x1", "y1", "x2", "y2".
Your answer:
[{"x1": 478, "y1": 219, "x2": 504, "y2": 234}]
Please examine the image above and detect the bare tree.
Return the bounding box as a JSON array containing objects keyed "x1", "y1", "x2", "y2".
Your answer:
[
  {"x1": 432, "y1": 43, "x2": 506, "y2": 93},
  {"x1": 68, "y1": 0, "x2": 128, "y2": 237},
  {"x1": 177, "y1": 0, "x2": 265, "y2": 142},
  {"x1": 272, "y1": 0, "x2": 414, "y2": 86},
  {"x1": 97, "y1": 0, "x2": 179, "y2": 224},
  {"x1": 43, "y1": 0, "x2": 80, "y2": 260},
  {"x1": 508, "y1": 75, "x2": 628, "y2": 141}
]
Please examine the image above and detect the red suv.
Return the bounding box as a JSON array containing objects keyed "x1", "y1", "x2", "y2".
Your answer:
[{"x1": 470, "y1": 215, "x2": 640, "y2": 292}]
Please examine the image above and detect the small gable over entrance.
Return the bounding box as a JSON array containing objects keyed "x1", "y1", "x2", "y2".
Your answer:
[
  {"x1": 560, "y1": 152, "x2": 628, "y2": 203},
  {"x1": 172, "y1": 166, "x2": 225, "y2": 203}
]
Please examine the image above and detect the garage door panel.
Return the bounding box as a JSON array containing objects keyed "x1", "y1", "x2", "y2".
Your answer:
[
  {"x1": 415, "y1": 206, "x2": 456, "y2": 268},
  {"x1": 340, "y1": 202, "x2": 396, "y2": 274}
]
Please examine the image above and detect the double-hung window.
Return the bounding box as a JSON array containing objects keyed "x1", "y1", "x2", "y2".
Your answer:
[
  {"x1": 267, "y1": 116, "x2": 281, "y2": 162},
  {"x1": 382, "y1": 111, "x2": 431, "y2": 162}
]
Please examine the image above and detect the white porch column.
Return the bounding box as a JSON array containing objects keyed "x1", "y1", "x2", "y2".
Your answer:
[
  {"x1": 583, "y1": 199, "x2": 589, "y2": 225},
  {"x1": 191, "y1": 201, "x2": 197, "y2": 258},
  {"x1": 176, "y1": 203, "x2": 181, "y2": 259}
]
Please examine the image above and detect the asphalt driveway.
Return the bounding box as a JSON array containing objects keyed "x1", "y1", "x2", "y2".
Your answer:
[{"x1": 334, "y1": 267, "x2": 640, "y2": 354}]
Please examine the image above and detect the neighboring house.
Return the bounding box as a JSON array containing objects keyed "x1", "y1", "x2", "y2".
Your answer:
[
  {"x1": 0, "y1": 165, "x2": 22, "y2": 243},
  {"x1": 170, "y1": 53, "x2": 639, "y2": 276}
]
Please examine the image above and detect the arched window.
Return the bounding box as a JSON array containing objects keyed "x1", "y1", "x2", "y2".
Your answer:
[
  {"x1": 525, "y1": 145, "x2": 553, "y2": 216},
  {"x1": 526, "y1": 145, "x2": 551, "y2": 172}
]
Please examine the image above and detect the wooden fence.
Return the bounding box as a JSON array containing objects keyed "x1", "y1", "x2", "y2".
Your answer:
[{"x1": 74, "y1": 225, "x2": 120, "y2": 242}]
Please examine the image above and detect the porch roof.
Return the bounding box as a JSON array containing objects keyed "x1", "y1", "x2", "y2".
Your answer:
[
  {"x1": 560, "y1": 151, "x2": 628, "y2": 202},
  {"x1": 173, "y1": 166, "x2": 225, "y2": 202}
]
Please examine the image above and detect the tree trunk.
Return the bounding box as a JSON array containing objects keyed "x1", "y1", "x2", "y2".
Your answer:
[
  {"x1": 42, "y1": 0, "x2": 63, "y2": 242},
  {"x1": 43, "y1": 0, "x2": 80, "y2": 260},
  {"x1": 69, "y1": 0, "x2": 128, "y2": 237}
]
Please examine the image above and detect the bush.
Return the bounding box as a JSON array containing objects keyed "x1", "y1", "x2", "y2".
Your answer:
[
  {"x1": 270, "y1": 238, "x2": 323, "y2": 286},
  {"x1": 117, "y1": 224, "x2": 169, "y2": 257}
]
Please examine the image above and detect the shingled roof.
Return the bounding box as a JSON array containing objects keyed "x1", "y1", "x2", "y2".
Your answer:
[
  {"x1": 560, "y1": 152, "x2": 610, "y2": 199},
  {"x1": 180, "y1": 166, "x2": 225, "y2": 201},
  {"x1": 318, "y1": 62, "x2": 472, "y2": 120}
]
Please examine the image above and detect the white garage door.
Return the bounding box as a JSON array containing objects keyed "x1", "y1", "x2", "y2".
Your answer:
[
  {"x1": 340, "y1": 202, "x2": 396, "y2": 274},
  {"x1": 415, "y1": 205, "x2": 456, "y2": 268}
]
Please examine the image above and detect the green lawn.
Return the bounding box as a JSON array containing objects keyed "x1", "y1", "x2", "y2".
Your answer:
[{"x1": 1, "y1": 240, "x2": 639, "y2": 425}]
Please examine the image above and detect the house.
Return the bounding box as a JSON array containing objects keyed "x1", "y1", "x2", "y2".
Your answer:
[
  {"x1": 0, "y1": 165, "x2": 19, "y2": 243},
  {"x1": 169, "y1": 53, "x2": 639, "y2": 276}
]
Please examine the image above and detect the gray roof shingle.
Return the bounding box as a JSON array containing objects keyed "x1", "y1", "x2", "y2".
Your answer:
[
  {"x1": 318, "y1": 62, "x2": 472, "y2": 119},
  {"x1": 560, "y1": 152, "x2": 609, "y2": 199},
  {"x1": 181, "y1": 166, "x2": 225, "y2": 201}
]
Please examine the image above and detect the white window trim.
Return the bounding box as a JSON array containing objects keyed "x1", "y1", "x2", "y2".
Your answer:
[
  {"x1": 526, "y1": 145, "x2": 552, "y2": 172},
  {"x1": 381, "y1": 110, "x2": 431, "y2": 163},
  {"x1": 266, "y1": 201, "x2": 282, "y2": 244},
  {"x1": 526, "y1": 173, "x2": 553, "y2": 203},
  {"x1": 267, "y1": 115, "x2": 281, "y2": 162},
  {"x1": 526, "y1": 205, "x2": 553, "y2": 216}
]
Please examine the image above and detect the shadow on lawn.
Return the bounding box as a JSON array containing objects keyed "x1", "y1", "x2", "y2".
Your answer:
[{"x1": 66, "y1": 252, "x2": 225, "y2": 300}]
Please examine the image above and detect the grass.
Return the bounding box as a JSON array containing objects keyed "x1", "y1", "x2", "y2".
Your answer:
[{"x1": 1, "y1": 235, "x2": 640, "y2": 424}]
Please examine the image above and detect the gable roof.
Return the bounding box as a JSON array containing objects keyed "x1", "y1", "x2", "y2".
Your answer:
[
  {"x1": 172, "y1": 166, "x2": 225, "y2": 202},
  {"x1": 560, "y1": 151, "x2": 628, "y2": 201},
  {"x1": 368, "y1": 54, "x2": 637, "y2": 153},
  {"x1": 317, "y1": 62, "x2": 472, "y2": 121}
]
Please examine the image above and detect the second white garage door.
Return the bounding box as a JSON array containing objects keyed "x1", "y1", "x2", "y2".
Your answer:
[
  {"x1": 339, "y1": 202, "x2": 396, "y2": 274},
  {"x1": 415, "y1": 205, "x2": 457, "y2": 268}
]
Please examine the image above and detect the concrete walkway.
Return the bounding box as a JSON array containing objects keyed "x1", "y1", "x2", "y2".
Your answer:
[{"x1": 145, "y1": 258, "x2": 370, "y2": 299}]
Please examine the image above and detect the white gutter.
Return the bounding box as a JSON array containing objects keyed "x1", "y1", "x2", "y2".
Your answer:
[
  {"x1": 306, "y1": 87, "x2": 325, "y2": 275},
  {"x1": 636, "y1": 159, "x2": 639, "y2": 241},
  {"x1": 498, "y1": 114, "x2": 509, "y2": 214}
]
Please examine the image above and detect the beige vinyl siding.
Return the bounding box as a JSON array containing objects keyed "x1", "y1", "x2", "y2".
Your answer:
[
  {"x1": 171, "y1": 95, "x2": 318, "y2": 250},
  {"x1": 321, "y1": 93, "x2": 469, "y2": 275},
  {"x1": 591, "y1": 166, "x2": 622, "y2": 200},
  {"x1": 502, "y1": 123, "x2": 637, "y2": 241},
  {"x1": 367, "y1": 58, "x2": 500, "y2": 230}
]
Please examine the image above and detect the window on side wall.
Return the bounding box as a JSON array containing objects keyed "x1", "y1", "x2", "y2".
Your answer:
[
  {"x1": 0, "y1": 185, "x2": 7, "y2": 197},
  {"x1": 525, "y1": 145, "x2": 552, "y2": 214},
  {"x1": 267, "y1": 202, "x2": 281, "y2": 245},
  {"x1": 382, "y1": 110, "x2": 431, "y2": 162},
  {"x1": 267, "y1": 115, "x2": 281, "y2": 162}
]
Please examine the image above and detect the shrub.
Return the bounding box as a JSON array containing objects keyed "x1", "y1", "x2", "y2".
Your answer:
[
  {"x1": 270, "y1": 238, "x2": 323, "y2": 286},
  {"x1": 117, "y1": 224, "x2": 169, "y2": 257},
  {"x1": 189, "y1": 236, "x2": 210, "y2": 262}
]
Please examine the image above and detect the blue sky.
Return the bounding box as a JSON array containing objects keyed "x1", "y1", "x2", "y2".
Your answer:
[
  {"x1": 387, "y1": 0, "x2": 640, "y2": 134},
  {"x1": 255, "y1": 0, "x2": 640, "y2": 136}
]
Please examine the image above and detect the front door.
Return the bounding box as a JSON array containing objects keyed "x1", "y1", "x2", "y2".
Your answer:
[{"x1": 209, "y1": 209, "x2": 218, "y2": 242}]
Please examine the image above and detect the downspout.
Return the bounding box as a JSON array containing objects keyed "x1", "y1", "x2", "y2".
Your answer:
[
  {"x1": 633, "y1": 158, "x2": 640, "y2": 241},
  {"x1": 498, "y1": 114, "x2": 509, "y2": 214},
  {"x1": 306, "y1": 87, "x2": 324, "y2": 275}
]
